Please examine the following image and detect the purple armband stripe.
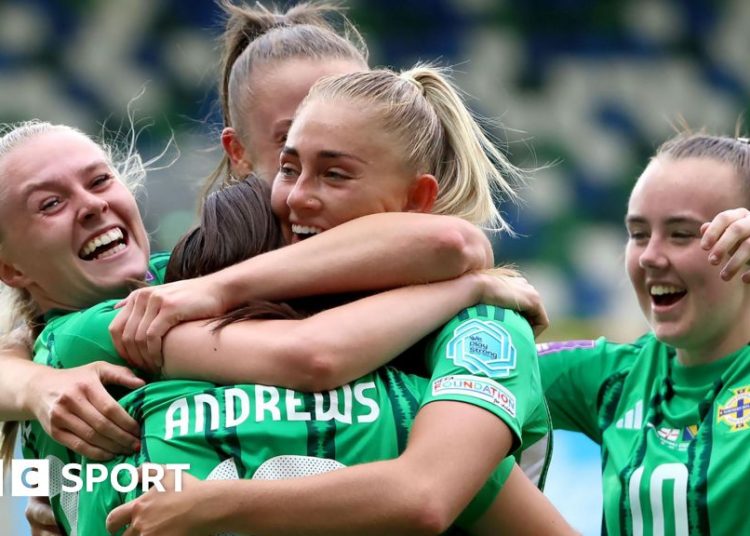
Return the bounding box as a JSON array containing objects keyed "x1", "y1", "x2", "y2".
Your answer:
[{"x1": 536, "y1": 340, "x2": 595, "y2": 356}]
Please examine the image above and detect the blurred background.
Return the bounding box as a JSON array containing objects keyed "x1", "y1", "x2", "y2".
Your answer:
[{"x1": 1, "y1": 0, "x2": 748, "y2": 534}]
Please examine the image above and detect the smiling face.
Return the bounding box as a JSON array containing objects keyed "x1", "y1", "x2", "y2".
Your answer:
[
  {"x1": 625, "y1": 156, "x2": 750, "y2": 363},
  {"x1": 0, "y1": 129, "x2": 150, "y2": 311},
  {"x1": 228, "y1": 57, "x2": 365, "y2": 183},
  {"x1": 271, "y1": 98, "x2": 435, "y2": 243}
]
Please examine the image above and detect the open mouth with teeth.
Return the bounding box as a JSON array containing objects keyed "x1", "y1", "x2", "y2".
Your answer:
[
  {"x1": 291, "y1": 224, "x2": 323, "y2": 241},
  {"x1": 79, "y1": 227, "x2": 128, "y2": 261},
  {"x1": 650, "y1": 285, "x2": 687, "y2": 307}
]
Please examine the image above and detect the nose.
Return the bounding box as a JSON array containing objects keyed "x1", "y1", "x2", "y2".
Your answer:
[
  {"x1": 286, "y1": 174, "x2": 322, "y2": 214},
  {"x1": 76, "y1": 190, "x2": 109, "y2": 222},
  {"x1": 639, "y1": 236, "x2": 669, "y2": 271}
]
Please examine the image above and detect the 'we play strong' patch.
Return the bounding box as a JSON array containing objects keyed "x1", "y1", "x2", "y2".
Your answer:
[{"x1": 446, "y1": 319, "x2": 517, "y2": 378}]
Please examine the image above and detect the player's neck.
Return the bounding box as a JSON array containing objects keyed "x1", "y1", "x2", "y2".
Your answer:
[{"x1": 676, "y1": 328, "x2": 749, "y2": 367}]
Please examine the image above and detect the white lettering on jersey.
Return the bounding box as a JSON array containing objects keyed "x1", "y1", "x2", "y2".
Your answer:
[
  {"x1": 165, "y1": 398, "x2": 189, "y2": 440},
  {"x1": 314, "y1": 385, "x2": 353, "y2": 424},
  {"x1": 164, "y1": 383, "x2": 381, "y2": 439},
  {"x1": 256, "y1": 385, "x2": 281, "y2": 421},
  {"x1": 225, "y1": 388, "x2": 250, "y2": 428},
  {"x1": 194, "y1": 394, "x2": 220, "y2": 433},
  {"x1": 354, "y1": 382, "x2": 380, "y2": 423},
  {"x1": 286, "y1": 389, "x2": 311, "y2": 421}
]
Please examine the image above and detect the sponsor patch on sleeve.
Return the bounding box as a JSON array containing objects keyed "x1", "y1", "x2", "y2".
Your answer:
[
  {"x1": 446, "y1": 319, "x2": 517, "y2": 377},
  {"x1": 432, "y1": 375, "x2": 516, "y2": 418}
]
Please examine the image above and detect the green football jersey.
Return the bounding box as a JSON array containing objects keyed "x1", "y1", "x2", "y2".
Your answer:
[
  {"x1": 77, "y1": 376, "x2": 515, "y2": 536},
  {"x1": 25, "y1": 297, "x2": 547, "y2": 535},
  {"x1": 78, "y1": 305, "x2": 546, "y2": 536},
  {"x1": 538, "y1": 333, "x2": 750, "y2": 535},
  {"x1": 20, "y1": 253, "x2": 169, "y2": 536},
  {"x1": 423, "y1": 305, "x2": 550, "y2": 461}
]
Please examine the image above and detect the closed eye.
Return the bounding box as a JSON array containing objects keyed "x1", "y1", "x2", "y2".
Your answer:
[
  {"x1": 40, "y1": 197, "x2": 61, "y2": 212},
  {"x1": 90, "y1": 174, "x2": 113, "y2": 189},
  {"x1": 671, "y1": 231, "x2": 697, "y2": 241},
  {"x1": 324, "y1": 168, "x2": 350, "y2": 180},
  {"x1": 627, "y1": 230, "x2": 648, "y2": 241}
]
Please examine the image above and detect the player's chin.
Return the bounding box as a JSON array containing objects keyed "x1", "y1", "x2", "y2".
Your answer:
[{"x1": 651, "y1": 321, "x2": 690, "y2": 347}]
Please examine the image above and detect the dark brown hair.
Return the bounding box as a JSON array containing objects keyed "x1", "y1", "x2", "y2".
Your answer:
[{"x1": 166, "y1": 175, "x2": 303, "y2": 326}]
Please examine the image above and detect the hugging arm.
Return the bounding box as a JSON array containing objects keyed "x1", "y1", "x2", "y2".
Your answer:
[
  {"x1": 0, "y1": 334, "x2": 36, "y2": 421},
  {"x1": 207, "y1": 401, "x2": 514, "y2": 535},
  {"x1": 0, "y1": 329, "x2": 143, "y2": 460},
  {"x1": 110, "y1": 212, "x2": 495, "y2": 369},
  {"x1": 107, "y1": 402, "x2": 511, "y2": 536},
  {"x1": 470, "y1": 465, "x2": 578, "y2": 536},
  {"x1": 161, "y1": 270, "x2": 529, "y2": 391},
  {"x1": 108, "y1": 308, "x2": 572, "y2": 536},
  {"x1": 106, "y1": 404, "x2": 574, "y2": 536},
  {"x1": 25, "y1": 496, "x2": 63, "y2": 536},
  {"x1": 161, "y1": 274, "x2": 482, "y2": 390},
  {"x1": 0, "y1": 331, "x2": 140, "y2": 536}
]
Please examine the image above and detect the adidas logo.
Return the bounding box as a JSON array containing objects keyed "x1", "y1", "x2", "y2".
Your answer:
[{"x1": 616, "y1": 400, "x2": 643, "y2": 429}]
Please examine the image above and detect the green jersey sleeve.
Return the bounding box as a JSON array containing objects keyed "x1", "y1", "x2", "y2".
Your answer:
[
  {"x1": 146, "y1": 251, "x2": 170, "y2": 285},
  {"x1": 421, "y1": 305, "x2": 542, "y2": 454},
  {"x1": 34, "y1": 301, "x2": 124, "y2": 370},
  {"x1": 537, "y1": 336, "x2": 642, "y2": 442},
  {"x1": 32, "y1": 252, "x2": 170, "y2": 372},
  {"x1": 22, "y1": 254, "x2": 168, "y2": 535}
]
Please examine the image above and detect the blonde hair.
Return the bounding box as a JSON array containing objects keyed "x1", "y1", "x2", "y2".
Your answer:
[
  {"x1": 204, "y1": 0, "x2": 368, "y2": 195},
  {"x1": 302, "y1": 65, "x2": 523, "y2": 230},
  {"x1": 0, "y1": 119, "x2": 150, "y2": 467},
  {"x1": 0, "y1": 122, "x2": 72, "y2": 334},
  {"x1": 0, "y1": 120, "x2": 146, "y2": 332},
  {"x1": 0, "y1": 328, "x2": 33, "y2": 469}
]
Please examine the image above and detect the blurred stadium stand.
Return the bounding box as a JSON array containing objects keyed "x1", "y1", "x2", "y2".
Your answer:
[{"x1": 1, "y1": 1, "x2": 748, "y2": 534}]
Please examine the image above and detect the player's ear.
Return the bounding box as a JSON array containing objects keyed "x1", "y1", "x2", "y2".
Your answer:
[
  {"x1": 221, "y1": 127, "x2": 254, "y2": 177},
  {"x1": 405, "y1": 174, "x2": 438, "y2": 213},
  {"x1": 0, "y1": 258, "x2": 32, "y2": 289}
]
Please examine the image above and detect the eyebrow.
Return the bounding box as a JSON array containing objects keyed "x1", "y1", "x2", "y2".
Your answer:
[
  {"x1": 21, "y1": 161, "x2": 110, "y2": 197},
  {"x1": 281, "y1": 146, "x2": 369, "y2": 165},
  {"x1": 272, "y1": 119, "x2": 292, "y2": 134},
  {"x1": 624, "y1": 215, "x2": 704, "y2": 226}
]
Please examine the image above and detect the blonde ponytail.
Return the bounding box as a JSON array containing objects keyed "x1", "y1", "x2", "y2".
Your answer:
[{"x1": 304, "y1": 65, "x2": 524, "y2": 230}]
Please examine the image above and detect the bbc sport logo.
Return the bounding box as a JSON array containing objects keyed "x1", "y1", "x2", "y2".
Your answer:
[{"x1": 0, "y1": 459, "x2": 189, "y2": 497}]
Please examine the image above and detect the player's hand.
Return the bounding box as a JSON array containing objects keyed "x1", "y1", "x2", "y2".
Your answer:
[
  {"x1": 701, "y1": 207, "x2": 750, "y2": 282},
  {"x1": 26, "y1": 496, "x2": 63, "y2": 536},
  {"x1": 28, "y1": 362, "x2": 142, "y2": 460},
  {"x1": 109, "y1": 277, "x2": 227, "y2": 374},
  {"x1": 106, "y1": 468, "x2": 208, "y2": 536},
  {"x1": 477, "y1": 267, "x2": 549, "y2": 337}
]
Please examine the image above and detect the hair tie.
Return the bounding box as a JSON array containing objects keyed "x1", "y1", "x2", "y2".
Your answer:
[{"x1": 402, "y1": 75, "x2": 426, "y2": 97}]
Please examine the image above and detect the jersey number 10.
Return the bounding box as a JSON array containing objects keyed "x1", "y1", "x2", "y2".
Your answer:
[{"x1": 628, "y1": 463, "x2": 688, "y2": 536}]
